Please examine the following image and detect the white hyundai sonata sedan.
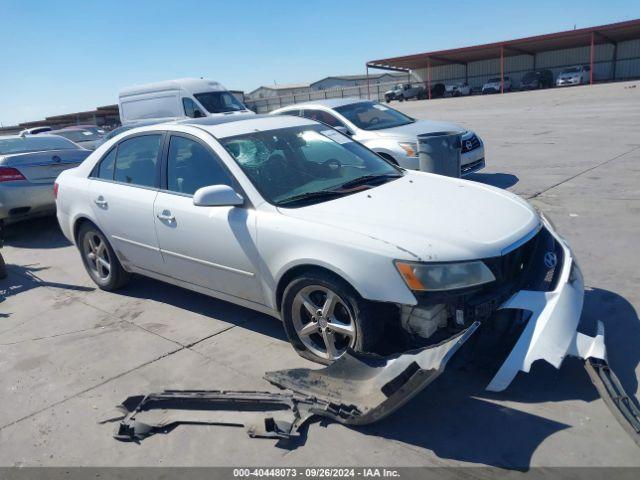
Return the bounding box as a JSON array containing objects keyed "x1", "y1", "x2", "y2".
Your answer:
[{"x1": 55, "y1": 114, "x2": 605, "y2": 391}]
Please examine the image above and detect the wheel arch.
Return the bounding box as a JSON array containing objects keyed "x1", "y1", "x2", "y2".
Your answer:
[
  {"x1": 72, "y1": 215, "x2": 97, "y2": 245},
  {"x1": 274, "y1": 263, "x2": 363, "y2": 313}
]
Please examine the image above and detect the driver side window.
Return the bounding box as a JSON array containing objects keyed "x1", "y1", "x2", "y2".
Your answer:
[
  {"x1": 166, "y1": 135, "x2": 233, "y2": 195},
  {"x1": 302, "y1": 109, "x2": 345, "y2": 129},
  {"x1": 182, "y1": 98, "x2": 203, "y2": 118}
]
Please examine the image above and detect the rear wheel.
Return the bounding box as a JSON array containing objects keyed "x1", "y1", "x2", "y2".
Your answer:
[
  {"x1": 78, "y1": 222, "x2": 129, "y2": 291},
  {"x1": 281, "y1": 272, "x2": 382, "y2": 364}
]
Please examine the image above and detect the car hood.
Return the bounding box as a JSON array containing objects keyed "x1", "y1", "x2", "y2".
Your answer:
[
  {"x1": 371, "y1": 119, "x2": 466, "y2": 140},
  {"x1": 558, "y1": 72, "x2": 579, "y2": 79},
  {"x1": 277, "y1": 171, "x2": 540, "y2": 261}
]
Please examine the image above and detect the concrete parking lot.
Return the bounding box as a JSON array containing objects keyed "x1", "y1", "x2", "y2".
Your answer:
[{"x1": 1, "y1": 81, "x2": 639, "y2": 469}]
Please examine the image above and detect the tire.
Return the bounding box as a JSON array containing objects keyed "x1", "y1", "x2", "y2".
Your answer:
[
  {"x1": 281, "y1": 271, "x2": 384, "y2": 365},
  {"x1": 398, "y1": 95, "x2": 405, "y2": 102},
  {"x1": 0, "y1": 252, "x2": 6, "y2": 279},
  {"x1": 78, "y1": 222, "x2": 129, "y2": 291}
]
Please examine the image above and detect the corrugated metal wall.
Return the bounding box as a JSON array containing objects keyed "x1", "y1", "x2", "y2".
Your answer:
[
  {"x1": 617, "y1": 38, "x2": 640, "y2": 78},
  {"x1": 411, "y1": 39, "x2": 640, "y2": 88}
]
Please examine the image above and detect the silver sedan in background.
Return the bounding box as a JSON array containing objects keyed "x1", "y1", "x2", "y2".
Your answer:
[
  {"x1": 0, "y1": 134, "x2": 91, "y2": 224},
  {"x1": 271, "y1": 99, "x2": 485, "y2": 176},
  {"x1": 49, "y1": 126, "x2": 105, "y2": 150}
]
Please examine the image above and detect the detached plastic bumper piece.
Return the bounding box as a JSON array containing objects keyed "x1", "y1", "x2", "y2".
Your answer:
[{"x1": 110, "y1": 323, "x2": 479, "y2": 442}]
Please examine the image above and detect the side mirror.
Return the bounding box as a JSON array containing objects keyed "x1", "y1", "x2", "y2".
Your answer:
[
  {"x1": 334, "y1": 126, "x2": 352, "y2": 136},
  {"x1": 193, "y1": 109, "x2": 205, "y2": 118},
  {"x1": 193, "y1": 185, "x2": 244, "y2": 207}
]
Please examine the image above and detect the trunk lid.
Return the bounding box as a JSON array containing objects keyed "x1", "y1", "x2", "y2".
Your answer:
[{"x1": 0, "y1": 149, "x2": 90, "y2": 183}]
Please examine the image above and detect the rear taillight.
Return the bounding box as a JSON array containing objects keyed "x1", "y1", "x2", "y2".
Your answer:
[
  {"x1": 53, "y1": 182, "x2": 59, "y2": 199},
  {"x1": 0, "y1": 167, "x2": 26, "y2": 182}
]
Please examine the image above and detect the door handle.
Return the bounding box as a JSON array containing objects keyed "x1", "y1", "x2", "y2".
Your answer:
[
  {"x1": 94, "y1": 196, "x2": 107, "y2": 207},
  {"x1": 156, "y1": 210, "x2": 175, "y2": 222}
]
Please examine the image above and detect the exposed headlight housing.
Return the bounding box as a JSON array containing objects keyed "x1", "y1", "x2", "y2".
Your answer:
[
  {"x1": 395, "y1": 260, "x2": 496, "y2": 292},
  {"x1": 398, "y1": 142, "x2": 418, "y2": 157}
]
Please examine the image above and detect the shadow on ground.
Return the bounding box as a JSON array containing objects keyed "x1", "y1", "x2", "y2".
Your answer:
[
  {"x1": 0, "y1": 264, "x2": 94, "y2": 317},
  {"x1": 3, "y1": 216, "x2": 71, "y2": 249},
  {"x1": 467, "y1": 172, "x2": 519, "y2": 189},
  {"x1": 583, "y1": 287, "x2": 640, "y2": 401},
  {"x1": 114, "y1": 275, "x2": 288, "y2": 342}
]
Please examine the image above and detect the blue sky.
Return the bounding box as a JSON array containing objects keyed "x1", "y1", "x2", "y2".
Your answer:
[{"x1": 1, "y1": 0, "x2": 638, "y2": 125}]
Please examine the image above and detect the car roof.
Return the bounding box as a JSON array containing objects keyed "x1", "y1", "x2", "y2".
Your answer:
[
  {"x1": 119, "y1": 114, "x2": 320, "y2": 140},
  {"x1": 120, "y1": 78, "x2": 225, "y2": 97},
  {"x1": 274, "y1": 97, "x2": 373, "y2": 111},
  {"x1": 0, "y1": 133, "x2": 67, "y2": 140}
]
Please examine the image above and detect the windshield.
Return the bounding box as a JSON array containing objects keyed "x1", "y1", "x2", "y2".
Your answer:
[
  {"x1": 335, "y1": 102, "x2": 414, "y2": 131},
  {"x1": 220, "y1": 125, "x2": 401, "y2": 206},
  {"x1": 562, "y1": 67, "x2": 581, "y2": 74},
  {"x1": 193, "y1": 92, "x2": 247, "y2": 113},
  {"x1": 54, "y1": 130, "x2": 101, "y2": 142},
  {"x1": 0, "y1": 135, "x2": 78, "y2": 155}
]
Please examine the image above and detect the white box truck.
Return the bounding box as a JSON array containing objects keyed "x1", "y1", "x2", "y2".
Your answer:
[{"x1": 118, "y1": 78, "x2": 253, "y2": 125}]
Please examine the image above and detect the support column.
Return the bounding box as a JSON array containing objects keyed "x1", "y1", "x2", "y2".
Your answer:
[
  {"x1": 465, "y1": 63, "x2": 468, "y2": 84},
  {"x1": 366, "y1": 65, "x2": 371, "y2": 100},
  {"x1": 500, "y1": 45, "x2": 505, "y2": 94},
  {"x1": 590, "y1": 32, "x2": 595, "y2": 86},
  {"x1": 612, "y1": 41, "x2": 618, "y2": 80},
  {"x1": 427, "y1": 57, "x2": 432, "y2": 100}
]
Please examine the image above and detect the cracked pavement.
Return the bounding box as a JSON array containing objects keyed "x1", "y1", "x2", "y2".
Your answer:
[{"x1": 1, "y1": 81, "x2": 639, "y2": 468}]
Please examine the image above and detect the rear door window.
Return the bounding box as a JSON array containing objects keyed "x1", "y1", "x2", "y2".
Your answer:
[
  {"x1": 97, "y1": 148, "x2": 116, "y2": 180},
  {"x1": 113, "y1": 135, "x2": 162, "y2": 187}
]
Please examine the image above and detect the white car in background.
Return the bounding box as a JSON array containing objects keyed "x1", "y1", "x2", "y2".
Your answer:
[
  {"x1": 445, "y1": 81, "x2": 471, "y2": 97},
  {"x1": 556, "y1": 65, "x2": 591, "y2": 86},
  {"x1": 55, "y1": 114, "x2": 605, "y2": 393},
  {"x1": 482, "y1": 76, "x2": 512, "y2": 94},
  {"x1": 271, "y1": 99, "x2": 485, "y2": 175}
]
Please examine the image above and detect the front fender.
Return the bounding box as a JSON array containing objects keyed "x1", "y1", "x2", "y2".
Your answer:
[{"x1": 257, "y1": 212, "x2": 418, "y2": 310}]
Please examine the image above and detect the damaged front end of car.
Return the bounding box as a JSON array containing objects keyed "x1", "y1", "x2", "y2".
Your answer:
[{"x1": 395, "y1": 216, "x2": 607, "y2": 392}]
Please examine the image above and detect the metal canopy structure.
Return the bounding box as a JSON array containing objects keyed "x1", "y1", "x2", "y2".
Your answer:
[
  {"x1": 1, "y1": 104, "x2": 121, "y2": 133},
  {"x1": 365, "y1": 19, "x2": 640, "y2": 98}
]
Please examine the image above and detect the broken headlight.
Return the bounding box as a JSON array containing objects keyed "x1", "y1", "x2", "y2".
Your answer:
[{"x1": 395, "y1": 260, "x2": 496, "y2": 292}]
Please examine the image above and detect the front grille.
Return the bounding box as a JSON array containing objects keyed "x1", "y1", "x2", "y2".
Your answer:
[
  {"x1": 461, "y1": 134, "x2": 481, "y2": 153},
  {"x1": 484, "y1": 227, "x2": 563, "y2": 293}
]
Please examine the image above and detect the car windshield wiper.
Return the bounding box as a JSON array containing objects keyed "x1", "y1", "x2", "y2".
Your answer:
[
  {"x1": 335, "y1": 173, "x2": 402, "y2": 190},
  {"x1": 276, "y1": 189, "x2": 349, "y2": 207}
]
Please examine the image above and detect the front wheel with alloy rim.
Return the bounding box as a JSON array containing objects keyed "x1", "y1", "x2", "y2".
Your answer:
[
  {"x1": 78, "y1": 222, "x2": 129, "y2": 291},
  {"x1": 281, "y1": 272, "x2": 382, "y2": 364}
]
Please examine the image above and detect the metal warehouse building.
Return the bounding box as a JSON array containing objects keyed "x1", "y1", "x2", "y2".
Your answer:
[{"x1": 367, "y1": 19, "x2": 640, "y2": 97}]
